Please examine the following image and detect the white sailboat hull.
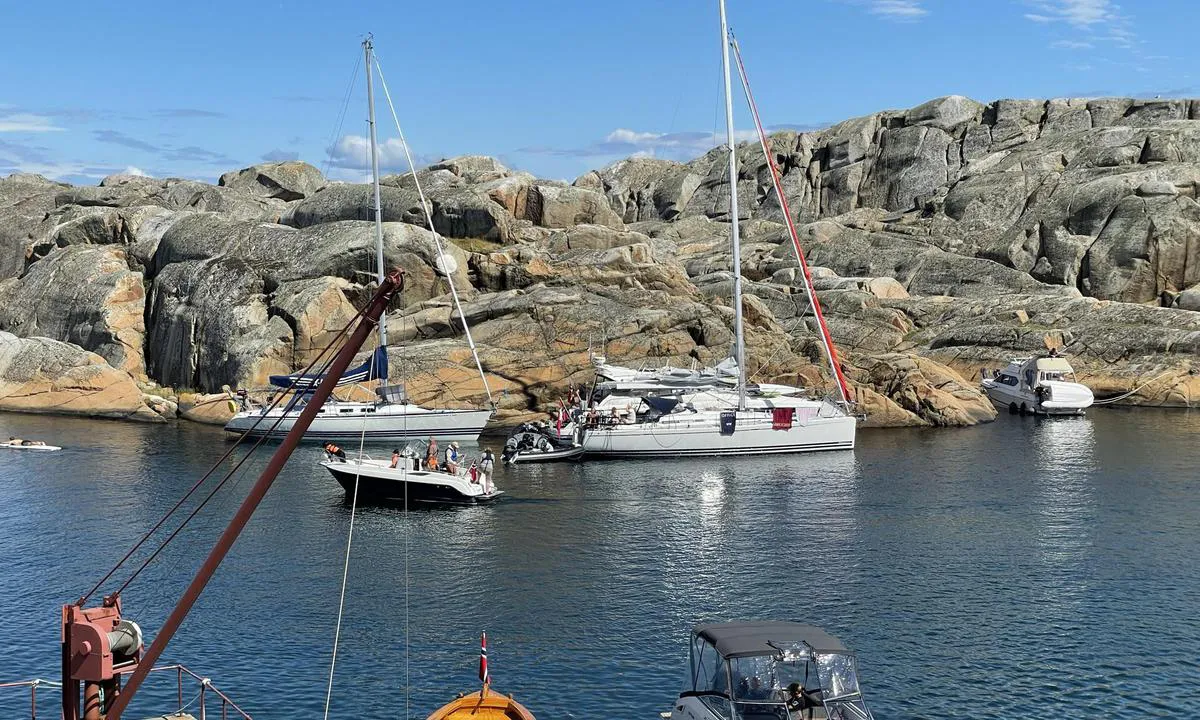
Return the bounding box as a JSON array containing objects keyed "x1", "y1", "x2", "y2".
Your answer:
[
  {"x1": 225, "y1": 402, "x2": 491, "y2": 442},
  {"x1": 581, "y1": 409, "x2": 856, "y2": 457}
]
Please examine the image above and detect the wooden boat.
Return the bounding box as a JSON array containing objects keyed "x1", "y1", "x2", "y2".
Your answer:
[
  {"x1": 427, "y1": 633, "x2": 535, "y2": 719},
  {"x1": 426, "y1": 686, "x2": 536, "y2": 720}
]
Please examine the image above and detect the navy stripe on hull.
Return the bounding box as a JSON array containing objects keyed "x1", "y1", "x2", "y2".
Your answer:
[
  {"x1": 230, "y1": 428, "x2": 484, "y2": 441},
  {"x1": 583, "y1": 441, "x2": 855, "y2": 458},
  {"x1": 328, "y1": 468, "x2": 497, "y2": 505}
]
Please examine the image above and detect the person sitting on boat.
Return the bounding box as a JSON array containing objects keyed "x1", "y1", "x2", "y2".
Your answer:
[
  {"x1": 785, "y1": 682, "x2": 823, "y2": 713},
  {"x1": 7, "y1": 436, "x2": 22, "y2": 446},
  {"x1": 390, "y1": 448, "x2": 401, "y2": 469},
  {"x1": 479, "y1": 448, "x2": 495, "y2": 492},
  {"x1": 426, "y1": 438, "x2": 439, "y2": 471},
  {"x1": 445, "y1": 441, "x2": 461, "y2": 474},
  {"x1": 324, "y1": 443, "x2": 346, "y2": 461}
]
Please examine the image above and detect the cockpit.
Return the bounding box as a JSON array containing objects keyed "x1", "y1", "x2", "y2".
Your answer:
[{"x1": 679, "y1": 622, "x2": 872, "y2": 720}]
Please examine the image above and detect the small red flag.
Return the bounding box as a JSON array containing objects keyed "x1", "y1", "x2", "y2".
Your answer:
[{"x1": 479, "y1": 632, "x2": 489, "y2": 684}]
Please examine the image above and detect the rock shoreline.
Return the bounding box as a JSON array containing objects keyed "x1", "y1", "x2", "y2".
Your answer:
[{"x1": 1, "y1": 94, "x2": 1197, "y2": 428}]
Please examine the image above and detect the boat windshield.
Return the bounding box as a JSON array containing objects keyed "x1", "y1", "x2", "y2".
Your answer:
[{"x1": 725, "y1": 648, "x2": 872, "y2": 720}]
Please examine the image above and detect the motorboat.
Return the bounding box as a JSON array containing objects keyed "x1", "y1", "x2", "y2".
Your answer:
[
  {"x1": 502, "y1": 422, "x2": 584, "y2": 464},
  {"x1": 981, "y1": 354, "x2": 1094, "y2": 416},
  {"x1": 1, "y1": 440, "x2": 61, "y2": 451},
  {"x1": 321, "y1": 447, "x2": 503, "y2": 505},
  {"x1": 577, "y1": 0, "x2": 857, "y2": 458},
  {"x1": 668, "y1": 621, "x2": 874, "y2": 720}
]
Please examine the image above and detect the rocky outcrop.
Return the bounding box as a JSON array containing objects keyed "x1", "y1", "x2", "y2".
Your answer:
[
  {"x1": 0, "y1": 332, "x2": 161, "y2": 421},
  {"x1": 218, "y1": 161, "x2": 327, "y2": 201},
  {"x1": 0, "y1": 245, "x2": 147, "y2": 377},
  {"x1": 1, "y1": 95, "x2": 1197, "y2": 427}
]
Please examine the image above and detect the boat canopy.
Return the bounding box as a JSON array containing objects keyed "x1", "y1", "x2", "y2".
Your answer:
[
  {"x1": 694, "y1": 621, "x2": 848, "y2": 658},
  {"x1": 641, "y1": 396, "x2": 681, "y2": 415},
  {"x1": 269, "y1": 346, "x2": 389, "y2": 390},
  {"x1": 1035, "y1": 357, "x2": 1074, "y2": 372}
]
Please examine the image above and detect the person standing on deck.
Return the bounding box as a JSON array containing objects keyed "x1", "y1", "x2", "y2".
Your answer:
[
  {"x1": 479, "y1": 448, "x2": 496, "y2": 493},
  {"x1": 425, "y1": 438, "x2": 439, "y2": 471}
]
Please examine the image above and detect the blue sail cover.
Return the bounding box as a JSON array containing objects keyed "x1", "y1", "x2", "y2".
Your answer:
[{"x1": 269, "y1": 346, "x2": 389, "y2": 391}]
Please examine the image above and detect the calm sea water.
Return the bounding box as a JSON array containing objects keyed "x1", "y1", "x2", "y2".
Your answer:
[{"x1": 1, "y1": 409, "x2": 1198, "y2": 719}]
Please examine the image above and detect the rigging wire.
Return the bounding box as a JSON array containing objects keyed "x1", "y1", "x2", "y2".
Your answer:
[
  {"x1": 95, "y1": 305, "x2": 370, "y2": 601},
  {"x1": 322, "y1": 52, "x2": 363, "y2": 180},
  {"x1": 321, "y1": 350, "x2": 376, "y2": 720},
  {"x1": 728, "y1": 31, "x2": 852, "y2": 407},
  {"x1": 372, "y1": 52, "x2": 495, "y2": 408}
]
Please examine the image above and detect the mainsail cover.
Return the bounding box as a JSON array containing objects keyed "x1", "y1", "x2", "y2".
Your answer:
[{"x1": 269, "y1": 346, "x2": 389, "y2": 390}]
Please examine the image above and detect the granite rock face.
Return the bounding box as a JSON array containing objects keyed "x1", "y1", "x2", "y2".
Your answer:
[
  {"x1": 0, "y1": 332, "x2": 161, "y2": 421},
  {"x1": 1, "y1": 94, "x2": 1197, "y2": 425}
]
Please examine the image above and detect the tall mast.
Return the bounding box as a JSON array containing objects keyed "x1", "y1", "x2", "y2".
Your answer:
[
  {"x1": 363, "y1": 36, "x2": 389, "y2": 362},
  {"x1": 720, "y1": 0, "x2": 747, "y2": 412}
]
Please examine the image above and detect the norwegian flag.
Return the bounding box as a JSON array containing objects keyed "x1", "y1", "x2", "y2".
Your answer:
[{"x1": 479, "y1": 632, "x2": 489, "y2": 684}]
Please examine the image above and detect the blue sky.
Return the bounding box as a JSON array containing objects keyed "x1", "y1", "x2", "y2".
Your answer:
[{"x1": 1, "y1": 0, "x2": 1196, "y2": 186}]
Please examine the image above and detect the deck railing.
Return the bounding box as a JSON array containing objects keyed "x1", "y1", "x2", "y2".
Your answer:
[{"x1": 1, "y1": 664, "x2": 251, "y2": 720}]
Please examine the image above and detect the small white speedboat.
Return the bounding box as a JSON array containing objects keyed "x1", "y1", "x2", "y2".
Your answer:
[
  {"x1": 0, "y1": 441, "x2": 61, "y2": 451},
  {"x1": 981, "y1": 354, "x2": 1094, "y2": 416}
]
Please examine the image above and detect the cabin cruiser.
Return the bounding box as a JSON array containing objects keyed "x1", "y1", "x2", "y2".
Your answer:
[
  {"x1": 320, "y1": 446, "x2": 503, "y2": 505},
  {"x1": 669, "y1": 622, "x2": 873, "y2": 720},
  {"x1": 981, "y1": 354, "x2": 1094, "y2": 416}
]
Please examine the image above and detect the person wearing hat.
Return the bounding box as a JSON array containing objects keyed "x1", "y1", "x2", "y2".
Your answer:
[{"x1": 444, "y1": 441, "x2": 461, "y2": 474}]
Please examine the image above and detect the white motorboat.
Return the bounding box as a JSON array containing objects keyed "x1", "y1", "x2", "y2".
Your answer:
[
  {"x1": 321, "y1": 450, "x2": 503, "y2": 505},
  {"x1": 0, "y1": 440, "x2": 61, "y2": 451},
  {"x1": 579, "y1": 1, "x2": 856, "y2": 458},
  {"x1": 225, "y1": 38, "x2": 494, "y2": 443},
  {"x1": 668, "y1": 622, "x2": 874, "y2": 720},
  {"x1": 981, "y1": 354, "x2": 1094, "y2": 416}
]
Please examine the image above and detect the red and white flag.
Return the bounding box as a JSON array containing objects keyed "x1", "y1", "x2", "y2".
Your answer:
[{"x1": 479, "y1": 632, "x2": 489, "y2": 684}]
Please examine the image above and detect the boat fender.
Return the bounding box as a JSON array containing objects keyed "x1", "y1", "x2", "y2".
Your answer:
[{"x1": 227, "y1": 400, "x2": 238, "y2": 413}]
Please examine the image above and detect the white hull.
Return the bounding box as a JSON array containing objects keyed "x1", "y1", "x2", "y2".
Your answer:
[
  {"x1": 505, "y1": 445, "x2": 584, "y2": 464},
  {"x1": 225, "y1": 402, "x2": 491, "y2": 441},
  {"x1": 321, "y1": 456, "x2": 502, "y2": 504},
  {"x1": 582, "y1": 409, "x2": 855, "y2": 457},
  {"x1": 0, "y1": 442, "x2": 61, "y2": 452},
  {"x1": 983, "y1": 388, "x2": 1088, "y2": 416}
]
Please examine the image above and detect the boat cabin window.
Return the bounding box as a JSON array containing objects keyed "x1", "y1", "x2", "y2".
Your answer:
[
  {"x1": 997, "y1": 374, "x2": 1019, "y2": 386},
  {"x1": 339, "y1": 408, "x2": 353, "y2": 414}
]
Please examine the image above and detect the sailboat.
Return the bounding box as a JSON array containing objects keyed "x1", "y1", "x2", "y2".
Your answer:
[
  {"x1": 224, "y1": 37, "x2": 493, "y2": 443},
  {"x1": 580, "y1": 1, "x2": 856, "y2": 457}
]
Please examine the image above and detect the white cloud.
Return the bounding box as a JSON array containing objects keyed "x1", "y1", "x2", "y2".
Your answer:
[
  {"x1": 326, "y1": 134, "x2": 418, "y2": 172},
  {"x1": 1024, "y1": 0, "x2": 1123, "y2": 28},
  {"x1": 1051, "y1": 39, "x2": 1094, "y2": 49},
  {"x1": 867, "y1": 0, "x2": 927, "y2": 20},
  {"x1": 122, "y1": 166, "x2": 149, "y2": 177},
  {"x1": 0, "y1": 113, "x2": 65, "y2": 133}
]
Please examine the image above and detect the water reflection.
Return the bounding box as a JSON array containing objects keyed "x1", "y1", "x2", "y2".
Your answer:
[{"x1": 1, "y1": 411, "x2": 1199, "y2": 719}]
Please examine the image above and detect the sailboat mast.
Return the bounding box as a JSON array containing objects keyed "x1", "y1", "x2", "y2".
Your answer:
[
  {"x1": 719, "y1": 0, "x2": 747, "y2": 412},
  {"x1": 363, "y1": 36, "x2": 389, "y2": 357}
]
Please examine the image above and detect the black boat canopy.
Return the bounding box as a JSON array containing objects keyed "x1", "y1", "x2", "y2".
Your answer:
[
  {"x1": 694, "y1": 621, "x2": 848, "y2": 658},
  {"x1": 641, "y1": 396, "x2": 680, "y2": 414},
  {"x1": 270, "y1": 346, "x2": 389, "y2": 390}
]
